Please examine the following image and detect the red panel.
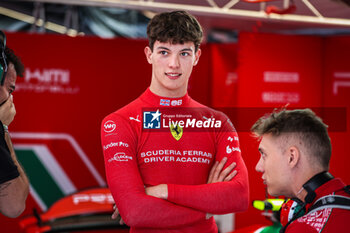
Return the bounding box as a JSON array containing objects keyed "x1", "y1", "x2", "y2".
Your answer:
[
  {"x1": 234, "y1": 32, "x2": 324, "y2": 229},
  {"x1": 210, "y1": 43, "x2": 239, "y2": 107},
  {"x1": 189, "y1": 45, "x2": 212, "y2": 105},
  {"x1": 6, "y1": 32, "x2": 151, "y2": 179},
  {"x1": 323, "y1": 36, "x2": 350, "y2": 185},
  {"x1": 237, "y1": 32, "x2": 323, "y2": 108}
]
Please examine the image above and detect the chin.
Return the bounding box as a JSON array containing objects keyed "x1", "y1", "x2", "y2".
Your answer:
[{"x1": 163, "y1": 83, "x2": 183, "y2": 91}]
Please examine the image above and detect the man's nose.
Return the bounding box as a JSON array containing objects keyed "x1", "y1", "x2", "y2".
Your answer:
[
  {"x1": 255, "y1": 157, "x2": 264, "y2": 173},
  {"x1": 169, "y1": 55, "x2": 180, "y2": 68}
]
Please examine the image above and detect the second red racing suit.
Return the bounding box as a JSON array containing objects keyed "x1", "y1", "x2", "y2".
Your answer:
[{"x1": 101, "y1": 88, "x2": 249, "y2": 233}]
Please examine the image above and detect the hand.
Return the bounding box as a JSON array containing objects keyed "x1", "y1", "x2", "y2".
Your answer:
[
  {"x1": 145, "y1": 184, "x2": 168, "y2": 199},
  {"x1": 0, "y1": 95, "x2": 16, "y2": 126},
  {"x1": 111, "y1": 204, "x2": 125, "y2": 225},
  {"x1": 207, "y1": 157, "x2": 237, "y2": 184}
]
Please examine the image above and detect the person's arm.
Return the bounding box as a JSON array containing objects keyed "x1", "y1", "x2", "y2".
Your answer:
[
  {"x1": 102, "y1": 115, "x2": 206, "y2": 228},
  {"x1": 146, "y1": 117, "x2": 249, "y2": 215},
  {"x1": 113, "y1": 155, "x2": 237, "y2": 225},
  {"x1": 0, "y1": 96, "x2": 29, "y2": 217},
  {"x1": 0, "y1": 131, "x2": 29, "y2": 217}
]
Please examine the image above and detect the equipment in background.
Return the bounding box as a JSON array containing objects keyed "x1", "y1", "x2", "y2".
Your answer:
[
  {"x1": 228, "y1": 198, "x2": 284, "y2": 233},
  {"x1": 19, "y1": 187, "x2": 129, "y2": 233}
]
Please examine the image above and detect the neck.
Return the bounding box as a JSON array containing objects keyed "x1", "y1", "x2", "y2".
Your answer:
[
  {"x1": 295, "y1": 170, "x2": 331, "y2": 202},
  {"x1": 295, "y1": 186, "x2": 308, "y2": 202},
  {"x1": 149, "y1": 83, "x2": 187, "y2": 98},
  {"x1": 293, "y1": 169, "x2": 319, "y2": 201}
]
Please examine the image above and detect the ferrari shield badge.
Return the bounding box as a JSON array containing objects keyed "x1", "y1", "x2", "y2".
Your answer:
[{"x1": 170, "y1": 123, "x2": 183, "y2": 141}]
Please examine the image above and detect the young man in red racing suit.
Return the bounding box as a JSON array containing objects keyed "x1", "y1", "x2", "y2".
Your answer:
[
  {"x1": 101, "y1": 11, "x2": 249, "y2": 233},
  {"x1": 252, "y1": 108, "x2": 350, "y2": 233}
]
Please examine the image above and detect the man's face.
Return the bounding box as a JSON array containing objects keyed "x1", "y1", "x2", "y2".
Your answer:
[
  {"x1": 145, "y1": 41, "x2": 201, "y2": 97},
  {"x1": 0, "y1": 62, "x2": 17, "y2": 105},
  {"x1": 255, "y1": 133, "x2": 292, "y2": 197}
]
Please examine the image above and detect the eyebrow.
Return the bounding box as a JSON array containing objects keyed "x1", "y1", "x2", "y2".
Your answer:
[
  {"x1": 156, "y1": 46, "x2": 170, "y2": 51},
  {"x1": 180, "y1": 48, "x2": 194, "y2": 53},
  {"x1": 156, "y1": 47, "x2": 193, "y2": 52}
]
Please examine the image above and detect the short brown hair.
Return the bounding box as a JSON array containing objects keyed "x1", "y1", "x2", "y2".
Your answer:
[
  {"x1": 5, "y1": 46, "x2": 24, "y2": 77},
  {"x1": 251, "y1": 108, "x2": 331, "y2": 169},
  {"x1": 146, "y1": 11, "x2": 203, "y2": 51}
]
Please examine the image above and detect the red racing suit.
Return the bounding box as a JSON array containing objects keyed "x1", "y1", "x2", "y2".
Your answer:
[
  {"x1": 287, "y1": 178, "x2": 350, "y2": 233},
  {"x1": 101, "y1": 88, "x2": 249, "y2": 233}
]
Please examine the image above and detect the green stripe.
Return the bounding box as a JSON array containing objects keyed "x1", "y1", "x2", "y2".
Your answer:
[{"x1": 16, "y1": 149, "x2": 64, "y2": 208}]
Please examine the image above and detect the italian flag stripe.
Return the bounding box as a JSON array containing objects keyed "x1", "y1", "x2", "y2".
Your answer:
[{"x1": 16, "y1": 149, "x2": 64, "y2": 209}]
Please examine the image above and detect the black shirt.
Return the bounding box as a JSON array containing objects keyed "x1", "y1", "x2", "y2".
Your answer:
[{"x1": 0, "y1": 121, "x2": 19, "y2": 184}]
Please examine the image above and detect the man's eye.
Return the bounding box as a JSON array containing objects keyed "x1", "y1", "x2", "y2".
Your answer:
[
  {"x1": 181, "y1": 52, "x2": 189, "y2": 56},
  {"x1": 160, "y1": 51, "x2": 168, "y2": 55}
]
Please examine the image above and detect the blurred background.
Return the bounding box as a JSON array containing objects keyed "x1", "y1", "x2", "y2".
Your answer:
[{"x1": 1, "y1": 0, "x2": 350, "y2": 232}]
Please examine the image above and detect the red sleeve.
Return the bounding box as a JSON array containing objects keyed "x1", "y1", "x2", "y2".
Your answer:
[
  {"x1": 101, "y1": 114, "x2": 206, "y2": 228},
  {"x1": 167, "y1": 117, "x2": 249, "y2": 214}
]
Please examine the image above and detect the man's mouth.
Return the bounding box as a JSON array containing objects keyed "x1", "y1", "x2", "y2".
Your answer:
[{"x1": 165, "y1": 72, "x2": 181, "y2": 79}]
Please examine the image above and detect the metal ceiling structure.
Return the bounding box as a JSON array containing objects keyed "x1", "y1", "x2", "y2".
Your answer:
[
  {"x1": 0, "y1": 0, "x2": 350, "y2": 40},
  {"x1": 17, "y1": 0, "x2": 350, "y2": 27}
]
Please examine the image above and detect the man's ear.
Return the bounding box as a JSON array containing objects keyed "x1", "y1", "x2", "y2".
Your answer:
[
  {"x1": 144, "y1": 46, "x2": 152, "y2": 64},
  {"x1": 287, "y1": 146, "x2": 300, "y2": 168},
  {"x1": 194, "y1": 48, "x2": 201, "y2": 66}
]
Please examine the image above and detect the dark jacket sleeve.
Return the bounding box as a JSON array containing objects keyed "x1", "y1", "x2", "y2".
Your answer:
[{"x1": 0, "y1": 121, "x2": 19, "y2": 184}]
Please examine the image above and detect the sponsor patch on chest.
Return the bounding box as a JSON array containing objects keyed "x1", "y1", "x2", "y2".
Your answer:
[{"x1": 296, "y1": 208, "x2": 332, "y2": 232}]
